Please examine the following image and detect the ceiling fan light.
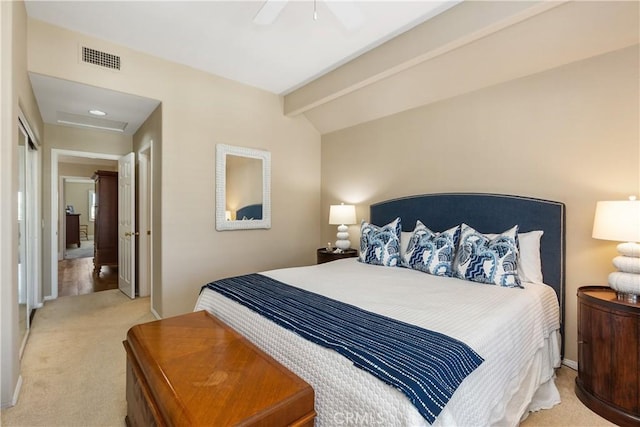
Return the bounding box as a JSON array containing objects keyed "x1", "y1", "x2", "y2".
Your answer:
[{"x1": 89, "y1": 109, "x2": 107, "y2": 116}]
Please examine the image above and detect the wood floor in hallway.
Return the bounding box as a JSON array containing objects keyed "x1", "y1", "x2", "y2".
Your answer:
[{"x1": 58, "y1": 257, "x2": 118, "y2": 297}]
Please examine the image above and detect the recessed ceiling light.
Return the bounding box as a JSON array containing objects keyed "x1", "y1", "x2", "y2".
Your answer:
[{"x1": 88, "y1": 109, "x2": 107, "y2": 116}]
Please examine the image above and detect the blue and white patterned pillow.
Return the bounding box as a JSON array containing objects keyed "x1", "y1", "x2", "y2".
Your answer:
[
  {"x1": 403, "y1": 221, "x2": 460, "y2": 277},
  {"x1": 359, "y1": 218, "x2": 401, "y2": 267},
  {"x1": 453, "y1": 223, "x2": 522, "y2": 288}
]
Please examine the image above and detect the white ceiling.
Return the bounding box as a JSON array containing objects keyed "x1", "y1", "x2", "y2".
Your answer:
[
  {"x1": 25, "y1": 0, "x2": 459, "y2": 95},
  {"x1": 24, "y1": 0, "x2": 461, "y2": 135},
  {"x1": 29, "y1": 73, "x2": 161, "y2": 136},
  {"x1": 23, "y1": 1, "x2": 639, "y2": 136}
]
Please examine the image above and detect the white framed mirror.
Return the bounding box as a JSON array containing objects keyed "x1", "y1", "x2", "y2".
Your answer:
[{"x1": 216, "y1": 144, "x2": 271, "y2": 231}]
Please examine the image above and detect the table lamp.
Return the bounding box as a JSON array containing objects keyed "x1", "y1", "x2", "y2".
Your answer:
[
  {"x1": 592, "y1": 196, "x2": 640, "y2": 303},
  {"x1": 329, "y1": 203, "x2": 356, "y2": 251}
]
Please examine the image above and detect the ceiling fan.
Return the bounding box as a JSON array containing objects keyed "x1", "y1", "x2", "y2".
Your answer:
[{"x1": 253, "y1": 0, "x2": 365, "y2": 31}]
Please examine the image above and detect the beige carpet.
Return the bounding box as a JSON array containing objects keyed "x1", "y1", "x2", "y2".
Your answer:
[
  {"x1": 1, "y1": 290, "x2": 155, "y2": 427},
  {"x1": 1, "y1": 290, "x2": 614, "y2": 427}
]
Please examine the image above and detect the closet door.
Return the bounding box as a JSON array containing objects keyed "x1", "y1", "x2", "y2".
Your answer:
[{"x1": 17, "y1": 116, "x2": 39, "y2": 355}]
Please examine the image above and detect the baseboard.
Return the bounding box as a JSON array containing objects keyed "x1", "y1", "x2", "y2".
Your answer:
[
  {"x1": 150, "y1": 307, "x2": 161, "y2": 320},
  {"x1": 44, "y1": 295, "x2": 56, "y2": 301},
  {"x1": 562, "y1": 358, "x2": 578, "y2": 370},
  {"x1": 1, "y1": 375, "x2": 23, "y2": 409}
]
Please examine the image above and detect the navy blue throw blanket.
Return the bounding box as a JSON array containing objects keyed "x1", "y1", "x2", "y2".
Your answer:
[{"x1": 203, "y1": 274, "x2": 484, "y2": 424}]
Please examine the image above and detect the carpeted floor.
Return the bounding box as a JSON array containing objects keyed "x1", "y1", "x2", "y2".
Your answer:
[
  {"x1": 1, "y1": 290, "x2": 614, "y2": 426},
  {"x1": 521, "y1": 369, "x2": 615, "y2": 427},
  {"x1": 1, "y1": 290, "x2": 155, "y2": 427}
]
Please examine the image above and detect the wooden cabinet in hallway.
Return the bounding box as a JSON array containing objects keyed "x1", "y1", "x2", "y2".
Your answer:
[{"x1": 92, "y1": 170, "x2": 118, "y2": 275}]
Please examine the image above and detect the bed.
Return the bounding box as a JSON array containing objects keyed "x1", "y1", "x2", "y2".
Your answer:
[
  {"x1": 235, "y1": 203, "x2": 263, "y2": 220},
  {"x1": 196, "y1": 193, "x2": 565, "y2": 426}
]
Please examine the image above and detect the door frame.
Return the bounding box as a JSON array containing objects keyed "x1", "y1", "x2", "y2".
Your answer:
[
  {"x1": 59, "y1": 176, "x2": 94, "y2": 257},
  {"x1": 49, "y1": 149, "x2": 120, "y2": 300},
  {"x1": 138, "y1": 141, "x2": 153, "y2": 304}
]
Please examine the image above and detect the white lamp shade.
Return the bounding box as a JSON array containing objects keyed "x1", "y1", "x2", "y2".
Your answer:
[
  {"x1": 329, "y1": 204, "x2": 356, "y2": 225},
  {"x1": 592, "y1": 200, "x2": 640, "y2": 242}
]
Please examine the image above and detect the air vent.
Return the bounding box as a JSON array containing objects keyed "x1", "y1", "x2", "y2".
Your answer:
[{"x1": 81, "y1": 46, "x2": 120, "y2": 70}]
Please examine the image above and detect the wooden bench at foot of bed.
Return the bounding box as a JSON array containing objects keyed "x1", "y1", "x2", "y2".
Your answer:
[{"x1": 123, "y1": 310, "x2": 315, "y2": 427}]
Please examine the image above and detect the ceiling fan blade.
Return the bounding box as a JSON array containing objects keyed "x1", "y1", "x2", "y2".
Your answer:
[
  {"x1": 253, "y1": 0, "x2": 289, "y2": 25},
  {"x1": 324, "y1": 1, "x2": 365, "y2": 31}
]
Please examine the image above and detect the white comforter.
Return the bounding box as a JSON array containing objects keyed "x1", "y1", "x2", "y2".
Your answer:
[{"x1": 195, "y1": 259, "x2": 561, "y2": 426}]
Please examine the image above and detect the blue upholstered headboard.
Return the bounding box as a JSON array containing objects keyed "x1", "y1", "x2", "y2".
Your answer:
[
  {"x1": 236, "y1": 204, "x2": 263, "y2": 220},
  {"x1": 370, "y1": 193, "x2": 566, "y2": 356}
]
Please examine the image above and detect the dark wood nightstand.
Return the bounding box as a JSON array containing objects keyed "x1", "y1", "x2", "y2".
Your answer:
[
  {"x1": 316, "y1": 248, "x2": 358, "y2": 264},
  {"x1": 575, "y1": 286, "x2": 640, "y2": 426}
]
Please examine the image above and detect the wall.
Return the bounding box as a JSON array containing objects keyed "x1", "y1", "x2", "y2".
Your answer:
[
  {"x1": 29, "y1": 19, "x2": 321, "y2": 318},
  {"x1": 1, "y1": 0, "x2": 44, "y2": 409},
  {"x1": 132, "y1": 104, "x2": 162, "y2": 314},
  {"x1": 321, "y1": 46, "x2": 640, "y2": 364},
  {"x1": 41, "y1": 124, "x2": 131, "y2": 297}
]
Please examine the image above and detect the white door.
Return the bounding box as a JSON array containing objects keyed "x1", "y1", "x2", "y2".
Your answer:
[{"x1": 118, "y1": 152, "x2": 136, "y2": 298}]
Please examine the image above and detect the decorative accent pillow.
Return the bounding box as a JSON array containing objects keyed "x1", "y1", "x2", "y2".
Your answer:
[
  {"x1": 403, "y1": 221, "x2": 460, "y2": 277},
  {"x1": 453, "y1": 224, "x2": 522, "y2": 288},
  {"x1": 359, "y1": 218, "x2": 401, "y2": 267}
]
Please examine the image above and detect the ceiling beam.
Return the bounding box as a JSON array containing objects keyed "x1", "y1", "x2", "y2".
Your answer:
[{"x1": 283, "y1": 1, "x2": 566, "y2": 117}]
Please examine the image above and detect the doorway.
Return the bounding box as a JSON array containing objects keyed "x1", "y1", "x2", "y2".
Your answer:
[
  {"x1": 50, "y1": 149, "x2": 152, "y2": 302},
  {"x1": 50, "y1": 150, "x2": 120, "y2": 300},
  {"x1": 61, "y1": 177, "x2": 94, "y2": 260}
]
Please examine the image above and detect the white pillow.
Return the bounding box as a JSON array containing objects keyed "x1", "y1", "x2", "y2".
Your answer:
[
  {"x1": 486, "y1": 230, "x2": 544, "y2": 284},
  {"x1": 517, "y1": 230, "x2": 544, "y2": 284}
]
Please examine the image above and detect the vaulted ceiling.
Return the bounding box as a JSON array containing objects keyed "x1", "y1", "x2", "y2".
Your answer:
[{"x1": 25, "y1": 1, "x2": 639, "y2": 135}]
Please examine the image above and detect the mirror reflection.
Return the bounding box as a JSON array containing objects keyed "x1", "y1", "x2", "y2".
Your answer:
[
  {"x1": 226, "y1": 155, "x2": 263, "y2": 220},
  {"x1": 216, "y1": 144, "x2": 271, "y2": 231}
]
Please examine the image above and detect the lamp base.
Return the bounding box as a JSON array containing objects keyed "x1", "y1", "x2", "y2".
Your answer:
[
  {"x1": 335, "y1": 224, "x2": 351, "y2": 250},
  {"x1": 608, "y1": 271, "x2": 640, "y2": 300},
  {"x1": 615, "y1": 292, "x2": 638, "y2": 304},
  {"x1": 617, "y1": 241, "x2": 640, "y2": 257}
]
